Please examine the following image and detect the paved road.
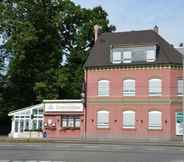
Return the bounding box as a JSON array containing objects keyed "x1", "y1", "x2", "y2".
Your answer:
[{"x1": 0, "y1": 143, "x2": 184, "y2": 162}]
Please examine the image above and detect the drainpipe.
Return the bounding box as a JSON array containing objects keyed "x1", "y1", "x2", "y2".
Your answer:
[{"x1": 84, "y1": 69, "x2": 88, "y2": 141}]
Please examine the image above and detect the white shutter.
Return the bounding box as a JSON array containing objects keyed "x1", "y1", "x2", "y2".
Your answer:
[
  {"x1": 98, "y1": 80, "x2": 110, "y2": 96},
  {"x1": 123, "y1": 111, "x2": 135, "y2": 128},
  {"x1": 149, "y1": 79, "x2": 161, "y2": 96},
  {"x1": 149, "y1": 111, "x2": 162, "y2": 129},
  {"x1": 112, "y1": 51, "x2": 121, "y2": 64},
  {"x1": 123, "y1": 79, "x2": 135, "y2": 96},
  {"x1": 177, "y1": 79, "x2": 183, "y2": 96},
  {"x1": 97, "y1": 111, "x2": 109, "y2": 128}
]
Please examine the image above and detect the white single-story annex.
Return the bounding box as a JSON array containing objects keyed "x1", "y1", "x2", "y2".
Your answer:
[
  {"x1": 8, "y1": 104, "x2": 44, "y2": 138},
  {"x1": 8, "y1": 100, "x2": 84, "y2": 139}
]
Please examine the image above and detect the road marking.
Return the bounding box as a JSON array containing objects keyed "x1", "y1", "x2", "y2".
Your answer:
[
  {"x1": 24, "y1": 145, "x2": 41, "y2": 147},
  {"x1": 0, "y1": 145, "x2": 16, "y2": 147}
]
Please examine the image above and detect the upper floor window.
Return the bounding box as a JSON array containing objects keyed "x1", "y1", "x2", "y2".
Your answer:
[
  {"x1": 149, "y1": 79, "x2": 162, "y2": 96},
  {"x1": 177, "y1": 79, "x2": 183, "y2": 96},
  {"x1": 148, "y1": 111, "x2": 162, "y2": 129},
  {"x1": 98, "y1": 80, "x2": 110, "y2": 96},
  {"x1": 112, "y1": 51, "x2": 121, "y2": 64},
  {"x1": 122, "y1": 110, "x2": 135, "y2": 128},
  {"x1": 123, "y1": 79, "x2": 136, "y2": 96},
  {"x1": 111, "y1": 45, "x2": 156, "y2": 64},
  {"x1": 146, "y1": 50, "x2": 156, "y2": 62},
  {"x1": 123, "y1": 51, "x2": 132, "y2": 63},
  {"x1": 96, "y1": 110, "x2": 109, "y2": 128}
]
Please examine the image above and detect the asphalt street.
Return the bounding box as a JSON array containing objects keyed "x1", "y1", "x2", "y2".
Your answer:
[{"x1": 0, "y1": 143, "x2": 184, "y2": 162}]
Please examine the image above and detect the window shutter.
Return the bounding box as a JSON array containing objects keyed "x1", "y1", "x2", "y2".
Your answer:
[
  {"x1": 149, "y1": 111, "x2": 162, "y2": 129},
  {"x1": 97, "y1": 111, "x2": 109, "y2": 128},
  {"x1": 149, "y1": 79, "x2": 162, "y2": 96},
  {"x1": 98, "y1": 80, "x2": 110, "y2": 96},
  {"x1": 123, "y1": 111, "x2": 135, "y2": 128},
  {"x1": 177, "y1": 79, "x2": 183, "y2": 96},
  {"x1": 123, "y1": 79, "x2": 135, "y2": 96}
]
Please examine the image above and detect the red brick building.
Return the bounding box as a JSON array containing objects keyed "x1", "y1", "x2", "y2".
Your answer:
[{"x1": 84, "y1": 26, "x2": 183, "y2": 140}]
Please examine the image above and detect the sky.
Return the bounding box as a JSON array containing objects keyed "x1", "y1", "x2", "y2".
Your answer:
[
  {"x1": 73, "y1": 0, "x2": 184, "y2": 46},
  {"x1": 0, "y1": 0, "x2": 183, "y2": 46}
]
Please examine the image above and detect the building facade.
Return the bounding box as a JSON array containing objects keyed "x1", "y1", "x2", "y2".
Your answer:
[
  {"x1": 43, "y1": 100, "x2": 85, "y2": 139},
  {"x1": 84, "y1": 27, "x2": 183, "y2": 140}
]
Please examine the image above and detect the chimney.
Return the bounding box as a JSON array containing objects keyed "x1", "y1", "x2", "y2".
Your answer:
[
  {"x1": 94, "y1": 25, "x2": 102, "y2": 42},
  {"x1": 153, "y1": 25, "x2": 159, "y2": 34}
]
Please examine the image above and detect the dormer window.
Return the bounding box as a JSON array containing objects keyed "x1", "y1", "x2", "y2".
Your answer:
[
  {"x1": 146, "y1": 50, "x2": 156, "y2": 62},
  {"x1": 123, "y1": 51, "x2": 132, "y2": 63},
  {"x1": 112, "y1": 51, "x2": 121, "y2": 64}
]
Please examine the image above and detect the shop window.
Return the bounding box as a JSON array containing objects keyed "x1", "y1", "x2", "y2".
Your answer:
[
  {"x1": 61, "y1": 116, "x2": 80, "y2": 129},
  {"x1": 14, "y1": 120, "x2": 19, "y2": 133}
]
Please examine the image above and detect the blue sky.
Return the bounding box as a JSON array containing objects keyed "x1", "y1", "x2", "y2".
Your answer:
[
  {"x1": 0, "y1": 0, "x2": 183, "y2": 46},
  {"x1": 73, "y1": 0, "x2": 184, "y2": 46}
]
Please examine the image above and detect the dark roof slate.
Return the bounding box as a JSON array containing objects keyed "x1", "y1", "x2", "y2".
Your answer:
[{"x1": 85, "y1": 30, "x2": 183, "y2": 68}]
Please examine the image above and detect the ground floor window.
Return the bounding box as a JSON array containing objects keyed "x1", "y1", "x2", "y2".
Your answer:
[
  {"x1": 96, "y1": 110, "x2": 109, "y2": 128},
  {"x1": 61, "y1": 116, "x2": 80, "y2": 129},
  {"x1": 148, "y1": 111, "x2": 162, "y2": 129},
  {"x1": 123, "y1": 110, "x2": 135, "y2": 128}
]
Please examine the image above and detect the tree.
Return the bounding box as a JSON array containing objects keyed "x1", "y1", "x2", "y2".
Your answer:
[{"x1": 0, "y1": 0, "x2": 115, "y2": 117}]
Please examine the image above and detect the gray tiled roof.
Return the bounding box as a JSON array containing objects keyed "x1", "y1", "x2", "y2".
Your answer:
[{"x1": 85, "y1": 30, "x2": 183, "y2": 68}]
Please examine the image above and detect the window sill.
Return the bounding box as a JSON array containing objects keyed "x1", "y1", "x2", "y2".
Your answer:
[
  {"x1": 147, "y1": 128, "x2": 163, "y2": 131},
  {"x1": 61, "y1": 127, "x2": 80, "y2": 130},
  {"x1": 96, "y1": 127, "x2": 110, "y2": 130},
  {"x1": 122, "y1": 128, "x2": 136, "y2": 131}
]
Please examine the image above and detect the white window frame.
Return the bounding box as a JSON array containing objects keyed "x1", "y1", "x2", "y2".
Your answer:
[
  {"x1": 148, "y1": 111, "x2": 162, "y2": 130},
  {"x1": 123, "y1": 79, "x2": 136, "y2": 96},
  {"x1": 177, "y1": 79, "x2": 183, "y2": 96},
  {"x1": 98, "y1": 80, "x2": 110, "y2": 96},
  {"x1": 112, "y1": 51, "x2": 121, "y2": 64},
  {"x1": 123, "y1": 111, "x2": 135, "y2": 128},
  {"x1": 149, "y1": 79, "x2": 162, "y2": 96},
  {"x1": 123, "y1": 51, "x2": 132, "y2": 63},
  {"x1": 96, "y1": 110, "x2": 109, "y2": 128},
  {"x1": 146, "y1": 50, "x2": 156, "y2": 62}
]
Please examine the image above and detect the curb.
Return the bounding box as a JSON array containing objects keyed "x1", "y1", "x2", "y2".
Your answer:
[{"x1": 0, "y1": 138, "x2": 184, "y2": 147}]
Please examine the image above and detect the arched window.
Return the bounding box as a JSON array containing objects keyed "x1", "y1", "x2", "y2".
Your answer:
[
  {"x1": 148, "y1": 111, "x2": 162, "y2": 129},
  {"x1": 123, "y1": 111, "x2": 135, "y2": 128},
  {"x1": 98, "y1": 80, "x2": 110, "y2": 96},
  {"x1": 149, "y1": 79, "x2": 162, "y2": 96},
  {"x1": 123, "y1": 79, "x2": 136, "y2": 96},
  {"x1": 96, "y1": 110, "x2": 109, "y2": 128}
]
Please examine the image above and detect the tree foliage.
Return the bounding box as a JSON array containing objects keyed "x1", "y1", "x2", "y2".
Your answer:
[{"x1": 0, "y1": 0, "x2": 115, "y2": 130}]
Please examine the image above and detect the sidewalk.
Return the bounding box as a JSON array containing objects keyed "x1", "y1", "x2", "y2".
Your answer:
[{"x1": 1, "y1": 136, "x2": 184, "y2": 147}]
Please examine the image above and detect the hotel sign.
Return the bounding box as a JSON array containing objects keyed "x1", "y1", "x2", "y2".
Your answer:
[
  {"x1": 176, "y1": 112, "x2": 184, "y2": 135},
  {"x1": 44, "y1": 103, "x2": 83, "y2": 112}
]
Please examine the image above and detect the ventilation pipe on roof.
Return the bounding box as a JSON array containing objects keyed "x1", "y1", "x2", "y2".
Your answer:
[
  {"x1": 94, "y1": 25, "x2": 102, "y2": 42},
  {"x1": 153, "y1": 25, "x2": 159, "y2": 34}
]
